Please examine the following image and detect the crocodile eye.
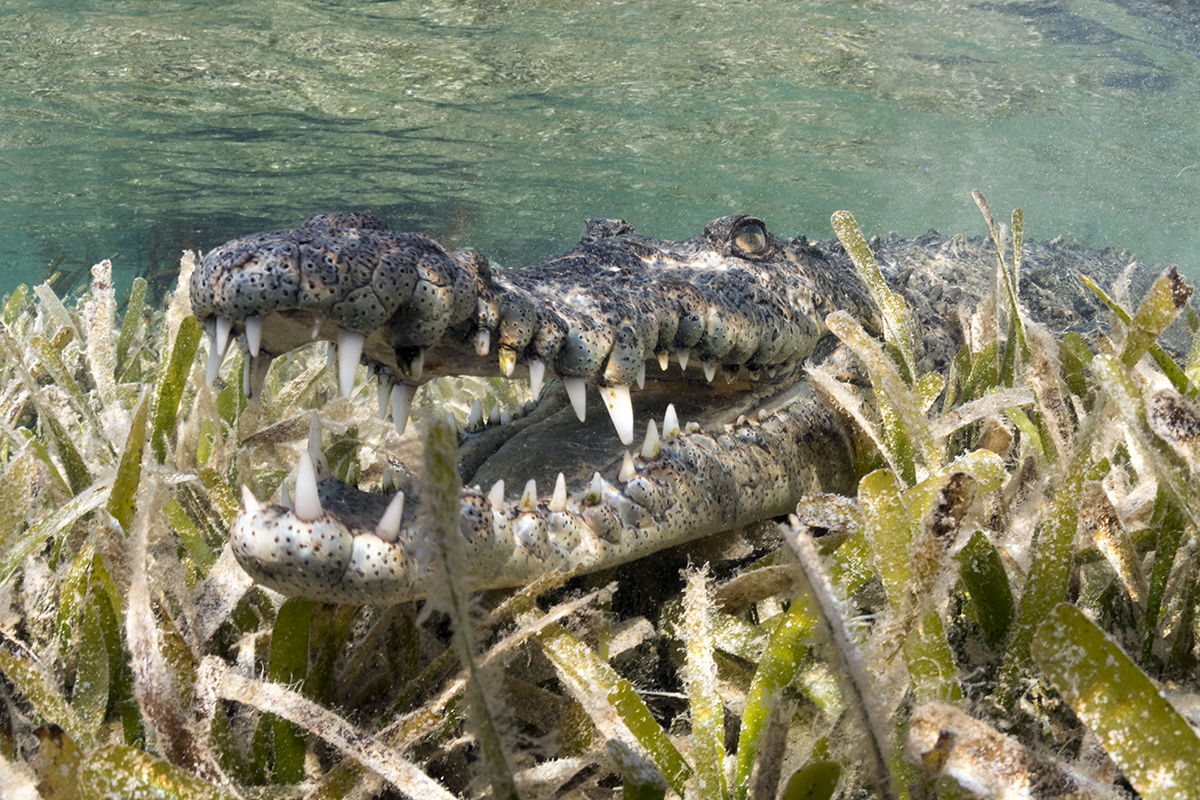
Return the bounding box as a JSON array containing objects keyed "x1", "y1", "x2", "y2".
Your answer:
[{"x1": 731, "y1": 219, "x2": 768, "y2": 256}]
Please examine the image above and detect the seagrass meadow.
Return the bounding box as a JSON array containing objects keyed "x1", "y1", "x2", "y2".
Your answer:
[{"x1": 3, "y1": 201, "x2": 1200, "y2": 799}]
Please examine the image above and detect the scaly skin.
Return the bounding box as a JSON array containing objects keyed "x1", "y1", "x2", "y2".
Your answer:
[{"x1": 192, "y1": 213, "x2": 1162, "y2": 604}]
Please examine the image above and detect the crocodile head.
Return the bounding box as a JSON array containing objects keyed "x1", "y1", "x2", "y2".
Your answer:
[{"x1": 190, "y1": 212, "x2": 1139, "y2": 604}]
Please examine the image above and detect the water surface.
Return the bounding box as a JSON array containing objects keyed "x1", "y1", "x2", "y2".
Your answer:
[{"x1": 2, "y1": 0, "x2": 1198, "y2": 294}]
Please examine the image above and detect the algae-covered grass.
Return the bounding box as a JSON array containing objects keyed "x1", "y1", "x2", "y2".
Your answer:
[{"x1": 2, "y1": 199, "x2": 1200, "y2": 798}]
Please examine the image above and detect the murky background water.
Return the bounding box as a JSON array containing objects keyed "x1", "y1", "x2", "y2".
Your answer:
[{"x1": 2, "y1": 0, "x2": 1198, "y2": 296}]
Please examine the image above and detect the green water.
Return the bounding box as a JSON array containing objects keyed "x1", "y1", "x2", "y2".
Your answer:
[{"x1": 3, "y1": 0, "x2": 1199, "y2": 295}]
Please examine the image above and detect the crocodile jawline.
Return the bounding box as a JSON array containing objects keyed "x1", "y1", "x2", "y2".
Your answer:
[{"x1": 190, "y1": 212, "x2": 1152, "y2": 604}]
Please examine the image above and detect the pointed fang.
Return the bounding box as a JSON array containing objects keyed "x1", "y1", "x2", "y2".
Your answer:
[
  {"x1": 663, "y1": 404, "x2": 680, "y2": 438},
  {"x1": 550, "y1": 473, "x2": 567, "y2": 512},
  {"x1": 601, "y1": 384, "x2": 634, "y2": 445},
  {"x1": 337, "y1": 328, "x2": 365, "y2": 399},
  {"x1": 241, "y1": 485, "x2": 261, "y2": 514},
  {"x1": 375, "y1": 491, "x2": 405, "y2": 542},
  {"x1": 641, "y1": 419, "x2": 661, "y2": 459},
  {"x1": 520, "y1": 479, "x2": 537, "y2": 512},
  {"x1": 488, "y1": 480, "x2": 505, "y2": 507},
  {"x1": 529, "y1": 359, "x2": 546, "y2": 400},
  {"x1": 702, "y1": 360, "x2": 716, "y2": 383},
  {"x1": 657, "y1": 351, "x2": 670, "y2": 371},
  {"x1": 245, "y1": 315, "x2": 263, "y2": 358},
  {"x1": 468, "y1": 398, "x2": 484, "y2": 430},
  {"x1": 215, "y1": 317, "x2": 233, "y2": 357},
  {"x1": 565, "y1": 377, "x2": 587, "y2": 422},
  {"x1": 676, "y1": 349, "x2": 690, "y2": 371},
  {"x1": 636, "y1": 362, "x2": 646, "y2": 391},
  {"x1": 618, "y1": 451, "x2": 636, "y2": 482},
  {"x1": 295, "y1": 451, "x2": 323, "y2": 523},
  {"x1": 391, "y1": 383, "x2": 416, "y2": 437}
]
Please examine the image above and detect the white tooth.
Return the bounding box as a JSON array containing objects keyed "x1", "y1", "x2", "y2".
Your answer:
[
  {"x1": 375, "y1": 491, "x2": 405, "y2": 542},
  {"x1": 216, "y1": 317, "x2": 233, "y2": 357},
  {"x1": 377, "y1": 374, "x2": 392, "y2": 419},
  {"x1": 641, "y1": 419, "x2": 661, "y2": 459},
  {"x1": 311, "y1": 314, "x2": 326, "y2": 339},
  {"x1": 601, "y1": 384, "x2": 634, "y2": 446},
  {"x1": 529, "y1": 359, "x2": 546, "y2": 399},
  {"x1": 337, "y1": 329, "x2": 365, "y2": 399},
  {"x1": 565, "y1": 377, "x2": 587, "y2": 422},
  {"x1": 408, "y1": 350, "x2": 424, "y2": 381},
  {"x1": 295, "y1": 451, "x2": 323, "y2": 523},
  {"x1": 500, "y1": 408, "x2": 513, "y2": 425},
  {"x1": 468, "y1": 398, "x2": 483, "y2": 430},
  {"x1": 205, "y1": 341, "x2": 223, "y2": 386},
  {"x1": 618, "y1": 451, "x2": 636, "y2": 482},
  {"x1": 550, "y1": 473, "x2": 567, "y2": 512},
  {"x1": 657, "y1": 351, "x2": 670, "y2": 371},
  {"x1": 391, "y1": 383, "x2": 416, "y2": 436},
  {"x1": 281, "y1": 482, "x2": 293, "y2": 510},
  {"x1": 499, "y1": 349, "x2": 516, "y2": 377},
  {"x1": 676, "y1": 349, "x2": 690, "y2": 371},
  {"x1": 488, "y1": 479, "x2": 505, "y2": 507},
  {"x1": 636, "y1": 362, "x2": 646, "y2": 391},
  {"x1": 585, "y1": 472, "x2": 604, "y2": 505},
  {"x1": 241, "y1": 485, "x2": 262, "y2": 514},
  {"x1": 663, "y1": 404, "x2": 680, "y2": 438},
  {"x1": 702, "y1": 361, "x2": 716, "y2": 383},
  {"x1": 245, "y1": 315, "x2": 263, "y2": 358},
  {"x1": 520, "y1": 479, "x2": 537, "y2": 512},
  {"x1": 474, "y1": 328, "x2": 491, "y2": 357},
  {"x1": 489, "y1": 404, "x2": 501, "y2": 425}
]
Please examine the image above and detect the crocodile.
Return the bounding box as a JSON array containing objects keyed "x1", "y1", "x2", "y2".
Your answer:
[{"x1": 190, "y1": 212, "x2": 1165, "y2": 605}]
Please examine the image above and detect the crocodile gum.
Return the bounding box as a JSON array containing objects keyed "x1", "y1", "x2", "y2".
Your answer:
[{"x1": 190, "y1": 212, "x2": 1172, "y2": 604}]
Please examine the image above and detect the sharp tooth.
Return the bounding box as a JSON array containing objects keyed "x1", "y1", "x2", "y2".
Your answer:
[
  {"x1": 618, "y1": 451, "x2": 636, "y2": 482},
  {"x1": 641, "y1": 419, "x2": 661, "y2": 459},
  {"x1": 474, "y1": 328, "x2": 491, "y2": 357},
  {"x1": 657, "y1": 351, "x2": 670, "y2": 371},
  {"x1": 468, "y1": 398, "x2": 483, "y2": 430},
  {"x1": 585, "y1": 472, "x2": 604, "y2": 505},
  {"x1": 663, "y1": 404, "x2": 680, "y2": 438},
  {"x1": 377, "y1": 372, "x2": 393, "y2": 418},
  {"x1": 375, "y1": 491, "x2": 405, "y2": 542},
  {"x1": 636, "y1": 362, "x2": 646, "y2": 391},
  {"x1": 311, "y1": 314, "x2": 326, "y2": 339},
  {"x1": 529, "y1": 359, "x2": 546, "y2": 399},
  {"x1": 406, "y1": 350, "x2": 424, "y2": 381},
  {"x1": 564, "y1": 377, "x2": 587, "y2": 422},
  {"x1": 520, "y1": 479, "x2": 537, "y2": 512},
  {"x1": 245, "y1": 315, "x2": 263, "y2": 357},
  {"x1": 445, "y1": 410, "x2": 459, "y2": 439},
  {"x1": 336, "y1": 329, "x2": 365, "y2": 398},
  {"x1": 391, "y1": 384, "x2": 416, "y2": 436},
  {"x1": 205, "y1": 339, "x2": 224, "y2": 386},
  {"x1": 676, "y1": 349, "x2": 690, "y2": 371},
  {"x1": 241, "y1": 485, "x2": 262, "y2": 514},
  {"x1": 281, "y1": 482, "x2": 293, "y2": 510},
  {"x1": 295, "y1": 451, "x2": 323, "y2": 523},
  {"x1": 702, "y1": 361, "x2": 716, "y2": 383},
  {"x1": 489, "y1": 404, "x2": 501, "y2": 425},
  {"x1": 216, "y1": 317, "x2": 233, "y2": 357},
  {"x1": 550, "y1": 473, "x2": 567, "y2": 512},
  {"x1": 488, "y1": 479, "x2": 505, "y2": 507},
  {"x1": 500, "y1": 408, "x2": 512, "y2": 425},
  {"x1": 601, "y1": 384, "x2": 634, "y2": 445},
  {"x1": 499, "y1": 349, "x2": 516, "y2": 377}
]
